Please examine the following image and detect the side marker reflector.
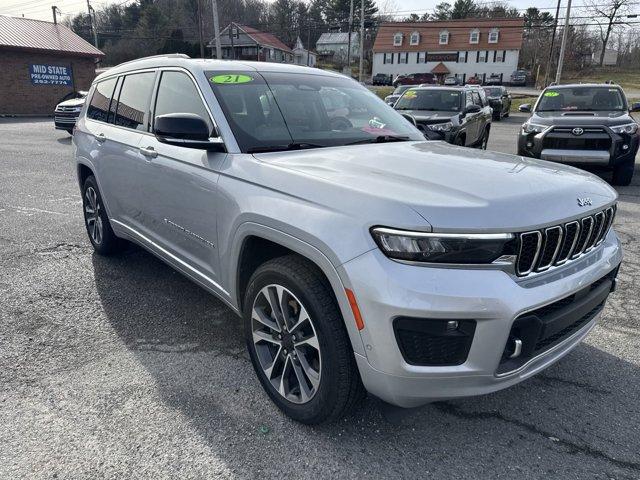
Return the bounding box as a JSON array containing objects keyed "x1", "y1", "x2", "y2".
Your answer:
[{"x1": 345, "y1": 288, "x2": 365, "y2": 331}]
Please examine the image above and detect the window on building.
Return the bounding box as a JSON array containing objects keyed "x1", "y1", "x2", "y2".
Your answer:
[
  {"x1": 495, "y1": 50, "x2": 506, "y2": 62},
  {"x1": 393, "y1": 32, "x2": 403, "y2": 46},
  {"x1": 410, "y1": 31, "x2": 420, "y2": 45},
  {"x1": 439, "y1": 30, "x2": 449, "y2": 45},
  {"x1": 477, "y1": 51, "x2": 488, "y2": 63},
  {"x1": 488, "y1": 29, "x2": 499, "y2": 43},
  {"x1": 458, "y1": 51, "x2": 468, "y2": 63},
  {"x1": 87, "y1": 77, "x2": 117, "y2": 123},
  {"x1": 417, "y1": 51, "x2": 427, "y2": 63},
  {"x1": 154, "y1": 71, "x2": 213, "y2": 133},
  {"x1": 398, "y1": 52, "x2": 409, "y2": 64},
  {"x1": 469, "y1": 29, "x2": 480, "y2": 44},
  {"x1": 383, "y1": 52, "x2": 394, "y2": 64},
  {"x1": 113, "y1": 72, "x2": 156, "y2": 131}
]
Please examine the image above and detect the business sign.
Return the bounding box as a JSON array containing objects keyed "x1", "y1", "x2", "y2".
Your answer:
[
  {"x1": 426, "y1": 53, "x2": 458, "y2": 62},
  {"x1": 29, "y1": 64, "x2": 73, "y2": 86}
]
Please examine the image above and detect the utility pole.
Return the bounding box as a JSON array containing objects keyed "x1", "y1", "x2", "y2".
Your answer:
[
  {"x1": 210, "y1": 0, "x2": 222, "y2": 59},
  {"x1": 555, "y1": 0, "x2": 572, "y2": 84},
  {"x1": 346, "y1": 0, "x2": 354, "y2": 71},
  {"x1": 52, "y1": 5, "x2": 58, "y2": 25},
  {"x1": 543, "y1": 0, "x2": 562, "y2": 87},
  {"x1": 358, "y1": 0, "x2": 364, "y2": 82},
  {"x1": 196, "y1": 0, "x2": 205, "y2": 58},
  {"x1": 229, "y1": 23, "x2": 236, "y2": 59},
  {"x1": 86, "y1": 0, "x2": 98, "y2": 48},
  {"x1": 306, "y1": 25, "x2": 311, "y2": 66}
]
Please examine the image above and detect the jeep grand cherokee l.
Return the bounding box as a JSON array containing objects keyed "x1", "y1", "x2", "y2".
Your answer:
[
  {"x1": 518, "y1": 84, "x2": 640, "y2": 186},
  {"x1": 74, "y1": 55, "x2": 622, "y2": 424}
]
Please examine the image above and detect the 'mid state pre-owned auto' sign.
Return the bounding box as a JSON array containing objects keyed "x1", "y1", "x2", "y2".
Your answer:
[{"x1": 29, "y1": 64, "x2": 73, "y2": 86}]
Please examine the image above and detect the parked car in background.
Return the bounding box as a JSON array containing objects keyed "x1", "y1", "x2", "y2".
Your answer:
[
  {"x1": 466, "y1": 76, "x2": 482, "y2": 86},
  {"x1": 510, "y1": 70, "x2": 530, "y2": 86},
  {"x1": 372, "y1": 73, "x2": 392, "y2": 86},
  {"x1": 394, "y1": 85, "x2": 492, "y2": 149},
  {"x1": 393, "y1": 72, "x2": 436, "y2": 87},
  {"x1": 484, "y1": 86, "x2": 511, "y2": 120},
  {"x1": 517, "y1": 83, "x2": 640, "y2": 185},
  {"x1": 485, "y1": 74, "x2": 503, "y2": 86},
  {"x1": 443, "y1": 75, "x2": 461, "y2": 86},
  {"x1": 75, "y1": 56, "x2": 622, "y2": 424},
  {"x1": 54, "y1": 91, "x2": 88, "y2": 134},
  {"x1": 384, "y1": 85, "x2": 413, "y2": 105}
]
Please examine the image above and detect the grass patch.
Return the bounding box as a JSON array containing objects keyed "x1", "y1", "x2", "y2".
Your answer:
[
  {"x1": 562, "y1": 70, "x2": 640, "y2": 91},
  {"x1": 373, "y1": 86, "x2": 394, "y2": 100}
]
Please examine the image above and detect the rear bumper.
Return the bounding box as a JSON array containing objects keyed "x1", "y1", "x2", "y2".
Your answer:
[{"x1": 340, "y1": 230, "x2": 622, "y2": 407}]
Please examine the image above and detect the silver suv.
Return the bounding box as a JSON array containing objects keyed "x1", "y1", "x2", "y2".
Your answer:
[{"x1": 74, "y1": 55, "x2": 623, "y2": 424}]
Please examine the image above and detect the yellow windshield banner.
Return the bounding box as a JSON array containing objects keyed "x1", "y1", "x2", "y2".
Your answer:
[{"x1": 210, "y1": 74, "x2": 254, "y2": 84}]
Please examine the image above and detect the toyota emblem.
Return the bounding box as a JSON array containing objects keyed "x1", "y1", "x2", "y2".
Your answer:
[{"x1": 572, "y1": 127, "x2": 584, "y2": 136}]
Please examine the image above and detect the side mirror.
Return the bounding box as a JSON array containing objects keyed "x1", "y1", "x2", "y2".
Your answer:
[
  {"x1": 400, "y1": 113, "x2": 417, "y2": 126},
  {"x1": 519, "y1": 103, "x2": 531, "y2": 113},
  {"x1": 154, "y1": 113, "x2": 224, "y2": 150},
  {"x1": 464, "y1": 104, "x2": 481, "y2": 115},
  {"x1": 630, "y1": 102, "x2": 640, "y2": 112}
]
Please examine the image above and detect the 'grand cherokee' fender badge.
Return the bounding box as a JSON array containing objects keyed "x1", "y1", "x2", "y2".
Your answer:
[{"x1": 577, "y1": 197, "x2": 592, "y2": 207}]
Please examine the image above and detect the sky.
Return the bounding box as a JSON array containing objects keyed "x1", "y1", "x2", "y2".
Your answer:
[{"x1": 0, "y1": 0, "x2": 593, "y2": 24}]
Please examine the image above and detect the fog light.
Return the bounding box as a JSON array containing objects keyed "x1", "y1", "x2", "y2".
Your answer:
[
  {"x1": 446, "y1": 320, "x2": 459, "y2": 331},
  {"x1": 526, "y1": 142, "x2": 533, "y2": 148},
  {"x1": 622, "y1": 144, "x2": 629, "y2": 150}
]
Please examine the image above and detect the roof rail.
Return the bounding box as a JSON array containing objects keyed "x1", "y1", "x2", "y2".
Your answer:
[{"x1": 112, "y1": 53, "x2": 190, "y2": 68}]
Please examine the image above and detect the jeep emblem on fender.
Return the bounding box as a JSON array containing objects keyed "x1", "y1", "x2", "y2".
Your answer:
[
  {"x1": 577, "y1": 197, "x2": 592, "y2": 207},
  {"x1": 572, "y1": 127, "x2": 584, "y2": 136}
]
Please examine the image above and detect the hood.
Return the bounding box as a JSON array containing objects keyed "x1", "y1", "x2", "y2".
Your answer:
[
  {"x1": 57, "y1": 98, "x2": 86, "y2": 108},
  {"x1": 399, "y1": 110, "x2": 457, "y2": 123},
  {"x1": 254, "y1": 141, "x2": 617, "y2": 232},
  {"x1": 531, "y1": 111, "x2": 634, "y2": 127}
]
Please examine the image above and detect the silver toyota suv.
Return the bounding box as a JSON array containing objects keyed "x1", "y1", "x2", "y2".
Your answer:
[{"x1": 73, "y1": 55, "x2": 623, "y2": 424}]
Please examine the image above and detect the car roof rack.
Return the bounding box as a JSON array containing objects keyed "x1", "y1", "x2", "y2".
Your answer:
[{"x1": 113, "y1": 53, "x2": 191, "y2": 69}]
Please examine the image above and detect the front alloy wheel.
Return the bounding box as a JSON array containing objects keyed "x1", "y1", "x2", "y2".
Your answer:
[
  {"x1": 251, "y1": 284, "x2": 321, "y2": 404},
  {"x1": 84, "y1": 186, "x2": 103, "y2": 246}
]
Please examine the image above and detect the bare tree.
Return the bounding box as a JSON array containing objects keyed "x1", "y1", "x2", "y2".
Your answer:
[{"x1": 586, "y1": 0, "x2": 631, "y2": 66}]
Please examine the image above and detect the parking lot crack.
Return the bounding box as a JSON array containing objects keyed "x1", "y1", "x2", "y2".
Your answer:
[{"x1": 435, "y1": 402, "x2": 640, "y2": 472}]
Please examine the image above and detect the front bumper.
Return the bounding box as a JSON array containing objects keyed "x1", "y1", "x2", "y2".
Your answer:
[
  {"x1": 339, "y1": 230, "x2": 622, "y2": 407},
  {"x1": 54, "y1": 112, "x2": 80, "y2": 130},
  {"x1": 518, "y1": 126, "x2": 639, "y2": 167}
]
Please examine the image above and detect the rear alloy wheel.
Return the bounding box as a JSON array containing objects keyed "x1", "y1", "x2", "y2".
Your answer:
[
  {"x1": 82, "y1": 175, "x2": 126, "y2": 255},
  {"x1": 244, "y1": 255, "x2": 365, "y2": 424}
]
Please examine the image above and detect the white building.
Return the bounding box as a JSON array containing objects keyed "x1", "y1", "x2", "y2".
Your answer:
[
  {"x1": 292, "y1": 37, "x2": 317, "y2": 67},
  {"x1": 372, "y1": 18, "x2": 524, "y2": 84},
  {"x1": 316, "y1": 32, "x2": 359, "y2": 64}
]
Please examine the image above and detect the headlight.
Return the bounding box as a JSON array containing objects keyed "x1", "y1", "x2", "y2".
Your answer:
[
  {"x1": 426, "y1": 121, "x2": 453, "y2": 132},
  {"x1": 522, "y1": 122, "x2": 547, "y2": 134},
  {"x1": 371, "y1": 227, "x2": 516, "y2": 264},
  {"x1": 611, "y1": 122, "x2": 638, "y2": 134}
]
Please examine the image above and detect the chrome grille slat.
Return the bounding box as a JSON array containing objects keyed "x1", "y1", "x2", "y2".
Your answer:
[{"x1": 515, "y1": 205, "x2": 615, "y2": 277}]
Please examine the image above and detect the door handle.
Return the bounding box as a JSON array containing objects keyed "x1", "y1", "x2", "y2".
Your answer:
[
  {"x1": 95, "y1": 133, "x2": 106, "y2": 143},
  {"x1": 139, "y1": 146, "x2": 158, "y2": 159}
]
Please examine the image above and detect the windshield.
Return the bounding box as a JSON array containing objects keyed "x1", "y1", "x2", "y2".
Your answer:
[
  {"x1": 536, "y1": 87, "x2": 626, "y2": 112},
  {"x1": 207, "y1": 71, "x2": 423, "y2": 152},
  {"x1": 394, "y1": 89, "x2": 462, "y2": 112},
  {"x1": 483, "y1": 87, "x2": 502, "y2": 97}
]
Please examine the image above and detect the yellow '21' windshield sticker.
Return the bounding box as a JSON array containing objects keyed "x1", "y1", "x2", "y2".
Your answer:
[{"x1": 544, "y1": 91, "x2": 559, "y2": 97}]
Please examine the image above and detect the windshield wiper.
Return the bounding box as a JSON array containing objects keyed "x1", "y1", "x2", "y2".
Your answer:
[
  {"x1": 247, "y1": 142, "x2": 326, "y2": 153},
  {"x1": 345, "y1": 135, "x2": 411, "y2": 146}
]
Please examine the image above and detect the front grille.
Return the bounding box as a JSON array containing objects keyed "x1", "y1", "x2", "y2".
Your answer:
[
  {"x1": 56, "y1": 105, "x2": 80, "y2": 113},
  {"x1": 394, "y1": 317, "x2": 476, "y2": 366},
  {"x1": 515, "y1": 205, "x2": 616, "y2": 276},
  {"x1": 497, "y1": 269, "x2": 617, "y2": 375},
  {"x1": 542, "y1": 126, "x2": 612, "y2": 151}
]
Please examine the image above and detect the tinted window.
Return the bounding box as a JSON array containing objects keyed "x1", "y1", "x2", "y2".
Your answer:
[
  {"x1": 154, "y1": 71, "x2": 212, "y2": 132},
  {"x1": 537, "y1": 87, "x2": 626, "y2": 112},
  {"x1": 113, "y1": 72, "x2": 155, "y2": 131},
  {"x1": 395, "y1": 89, "x2": 462, "y2": 112},
  {"x1": 87, "y1": 78, "x2": 117, "y2": 122}
]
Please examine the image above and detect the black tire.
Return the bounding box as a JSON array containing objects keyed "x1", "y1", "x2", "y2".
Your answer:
[
  {"x1": 454, "y1": 135, "x2": 465, "y2": 146},
  {"x1": 611, "y1": 159, "x2": 635, "y2": 186},
  {"x1": 504, "y1": 110, "x2": 510, "y2": 118},
  {"x1": 493, "y1": 113, "x2": 501, "y2": 121},
  {"x1": 82, "y1": 175, "x2": 126, "y2": 255},
  {"x1": 243, "y1": 255, "x2": 365, "y2": 424},
  {"x1": 66, "y1": 129, "x2": 73, "y2": 135},
  {"x1": 479, "y1": 128, "x2": 490, "y2": 150}
]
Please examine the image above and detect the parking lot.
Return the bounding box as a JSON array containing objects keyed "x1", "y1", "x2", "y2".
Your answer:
[{"x1": 1, "y1": 116, "x2": 639, "y2": 479}]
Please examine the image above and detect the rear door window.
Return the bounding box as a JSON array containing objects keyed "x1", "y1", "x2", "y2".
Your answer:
[
  {"x1": 153, "y1": 71, "x2": 213, "y2": 133},
  {"x1": 87, "y1": 78, "x2": 117, "y2": 122},
  {"x1": 113, "y1": 72, "x2": 156, "y2": 131}
]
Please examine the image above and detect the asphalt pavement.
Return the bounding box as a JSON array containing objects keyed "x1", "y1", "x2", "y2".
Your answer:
[{"x1": 1, "y1": 117, "x2": 639, "y2": 479}]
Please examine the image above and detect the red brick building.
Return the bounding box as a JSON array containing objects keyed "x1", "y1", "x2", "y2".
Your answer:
[{"x1": 0, "y1": 15, "x2": 104, "y2": 115}]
